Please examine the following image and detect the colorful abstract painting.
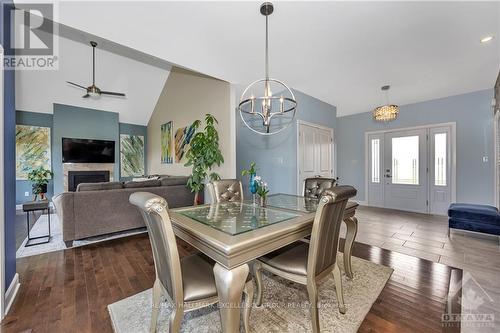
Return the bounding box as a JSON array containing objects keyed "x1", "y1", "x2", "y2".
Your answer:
[
  {"x1": 174, "y1": 122, "x2": 197, "y2": 163},
  {"x1": 161, "y1": 121, "x2": 173, "y2": 164},
  {"x1": 120, "y1": 134, "x2": 145, "y2": 177},
  {"x1": 16, "y1": 125, "x2": 51, "y2": 180}
]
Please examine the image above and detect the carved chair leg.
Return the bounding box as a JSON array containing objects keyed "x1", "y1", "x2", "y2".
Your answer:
[
  {"x1": 332, "y1": 263, "x2": 346, "y2": 314},
  {"x1": 242, "y1": 280, "x2": 254, "y2": 333},
  {"x1": 253, "y1": 261, "x2": 264, "y2": 306},
  {"x1": 150, "y1": 279, "x2": 162, "y2": 333},
  {"x1": 168, "y1": 305, "x2": 183, "y2": 333},
  {"x1": 307, "y1": 281, "x2": 320, "y2": 333}
]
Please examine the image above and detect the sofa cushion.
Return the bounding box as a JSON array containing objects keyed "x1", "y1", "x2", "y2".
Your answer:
[
  {"x1": 161, "y1": 176, "x2": 189, "y2": 186},
  {"x1": 448, "y1": 203, "x2": 499, "y2": 224},
  {"x1": 76, "y1": 181, "x2": 123, "y2": 192},
  {"x1": 123, "y1": 179, "x2": 161, "y2": 188}
]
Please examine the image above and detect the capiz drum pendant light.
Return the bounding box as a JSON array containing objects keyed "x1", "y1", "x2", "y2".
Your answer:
[{"x1": 373, "y1": 85, "x2": 399, "y2": 122}]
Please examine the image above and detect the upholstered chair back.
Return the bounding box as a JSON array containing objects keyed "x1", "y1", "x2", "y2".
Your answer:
[
  {"x1": 303, "y1": 177, "x2": 336, "y2": 199},
  {"x1": 307, "y1": 185, "x2": 357, "y2": 277},
  {"x1": 129, "y1": 192, "x2": 183, "y2": 303},
  {"x1": 211, "y1": 179, "x2": 244, "y2": 202}
]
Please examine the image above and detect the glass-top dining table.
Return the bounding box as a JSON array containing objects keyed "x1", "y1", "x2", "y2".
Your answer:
[{"x1": 170, "y1": 193, "x2": 359, "y2": 333}]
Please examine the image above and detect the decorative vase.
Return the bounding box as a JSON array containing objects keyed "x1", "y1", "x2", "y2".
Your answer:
[
  {"x1": 259, "y1": 195, "x2": 267, "y2": 208},
  {"x1": 249, "y1": 173, "x2": 258, "y2": 206}
]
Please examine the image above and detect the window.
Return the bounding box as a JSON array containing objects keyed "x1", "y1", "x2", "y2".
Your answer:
[
  {"x1": 371, "y1": 139, "x2": 380, "y2": 183},
  {"x1": 434, "y1": 133, "x2": 447, "y2": 186},
  {"x1": 392, "y1": 136, "x2": 419, "y2": 185}
]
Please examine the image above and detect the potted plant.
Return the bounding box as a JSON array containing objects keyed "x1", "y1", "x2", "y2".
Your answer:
[
  {"x1": 255, "y1": 176, "x2": 270, "y2": 207},
  {"x1": 185, "y1": 114, "x2": 224, "y2": 205},
  {"x1": 241, "y1": 162, "x2": 258, "y2": 205},
  {"x1": 27, "y1": 166, "x2": 53, "y2": 201}
]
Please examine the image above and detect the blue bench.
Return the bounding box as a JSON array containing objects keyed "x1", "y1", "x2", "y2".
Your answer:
[{"x1": 448, "y1": 203, "x2": 500, "y2": 236}]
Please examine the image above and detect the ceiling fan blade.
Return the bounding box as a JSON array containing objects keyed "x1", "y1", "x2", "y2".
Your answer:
[
  {"x1": 82, "y1": 94, "x2": 90, "y2": 98},
  {"x1": 67, "y1": 81, "x2": 87, "y2": 89},
  {"x1": 100, "y1": 91, "x2": 126, "y2": 97}
]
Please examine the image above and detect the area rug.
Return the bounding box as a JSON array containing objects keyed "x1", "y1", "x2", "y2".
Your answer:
[
  {"x1": 108, "y1": 255, "x2": 393, "y2": 333},
  {"x1": 16, "y1": 213, "x2": 147, "y2": 258}
]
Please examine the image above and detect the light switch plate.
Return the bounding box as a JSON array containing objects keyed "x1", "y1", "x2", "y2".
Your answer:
[
  {"x1": 482, "y1": 156, "x2": 488, "y2": 163},
  {"x1": 24, "y1": 191, "x2": 30, "y2": 197}
]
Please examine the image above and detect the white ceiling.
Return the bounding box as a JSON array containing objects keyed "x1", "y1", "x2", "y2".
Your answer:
[
  {"x1": 15, "y1": 31, "x2": 170, "y2": 125},
  {"x1": 22, "y1": 1, "x2": 500, "y2": 116}
]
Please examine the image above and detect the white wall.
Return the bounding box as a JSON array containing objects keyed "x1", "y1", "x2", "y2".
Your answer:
[
  {"x1": 147, "y1": 68, "x2": 235, "y2": 179},
  {"x1": 15, "y1": 35, "x2": 169, "y2": 125}
]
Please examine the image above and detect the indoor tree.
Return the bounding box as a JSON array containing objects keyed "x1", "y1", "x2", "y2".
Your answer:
[{"x1": 185, "y1": 114, "x2": 224, "y2": 204}]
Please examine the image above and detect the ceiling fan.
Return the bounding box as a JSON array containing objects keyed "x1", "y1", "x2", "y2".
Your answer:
[{"x1": 67, "y1": 41, "x2": 126, "y2": 98}]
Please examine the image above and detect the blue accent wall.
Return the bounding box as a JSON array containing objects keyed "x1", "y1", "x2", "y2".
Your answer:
[
  {"x1": 15, "y1": 108, "x2": 148, "y2": 200},
  {"x1": 236, "y1": 89, "x2": 337, "y2": 196},
  {"x1": 2, "y1": 0, "x2": 17, "y2": 288},
  {"x1": 15, "y1": 111, "x2": 54, "y2": 204},
  {"x1": 337, "y1": 89, "x2": 495, "y2": 205},
  {"x1": 52, "y1": 104, "x2": 120, "y2": 194},
  {"x1": 119, "y1": 122, "x2": 148, "y2": 181}
]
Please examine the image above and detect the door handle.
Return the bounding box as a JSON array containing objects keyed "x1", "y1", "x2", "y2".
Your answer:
[{"x1": 385, "y1": 174, "x2": 392, "y2": 178}]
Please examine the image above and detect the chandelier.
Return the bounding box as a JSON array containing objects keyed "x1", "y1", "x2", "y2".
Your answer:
[
  {"x1": 373, "y1": 85, "x2": 399, "y2": 122},
  {"x1": 238, "y1": 2, "x2": 297, "y2": 135}
]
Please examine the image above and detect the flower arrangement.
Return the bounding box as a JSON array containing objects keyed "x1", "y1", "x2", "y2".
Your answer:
[
  {"x1": 254, "y1": 175, "x2": 270, "y2": 207},
  {"x1": 254, "y1": 176, "x2": 269, "y2": 197}
]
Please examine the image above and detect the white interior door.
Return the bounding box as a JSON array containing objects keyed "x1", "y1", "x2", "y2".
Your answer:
[
  {"x1": 298, "y1": 122, "x2": 333, "y2": 194},
  {"x1": 383, "y1": 129, "x2": 428, "y2": 213},
  {"x1": 429, "y1": 126, "x2": 452, "y2": 215}
]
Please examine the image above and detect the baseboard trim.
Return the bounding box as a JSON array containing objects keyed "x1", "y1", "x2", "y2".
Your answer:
[{"x1": 5, "y1": 273, "x2": 20, "y2": 315}]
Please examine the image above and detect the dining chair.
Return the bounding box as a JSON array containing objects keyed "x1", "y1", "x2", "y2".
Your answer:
[
  {"x1": 208, "y1": 179, "x2": 244, "y2": 203},
  {"x1": 253, "y1": 185, "x2": 357, "y2": 333},
  {"x1": 130, "y1": 192, "x2": 254, "y2": 333},
  {"x1": 303, "y1": 177, "x2": 337, "y2": 199}
]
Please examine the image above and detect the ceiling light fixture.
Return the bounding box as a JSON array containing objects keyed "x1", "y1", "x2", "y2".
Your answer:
[
  {"x1": 373, "y1": 85, "x2": 399, "y2": 122},
  {"x1": 480, "y1": 36, "x2": 494, "y2": 43},
  {"x1": 238, "y1": 2, "x2": 297, "y2": 135}
]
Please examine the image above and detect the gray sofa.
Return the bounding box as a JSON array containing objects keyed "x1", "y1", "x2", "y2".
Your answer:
[{"x1": 53, "y1": 177, "x2": 195, "y2": 247}]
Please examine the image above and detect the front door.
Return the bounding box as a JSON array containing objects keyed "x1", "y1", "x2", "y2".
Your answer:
[
  {"x1": 368, "y1": 125, "x2": 453, "y2": 215},
  {"x1": 383, "y1": 129, "x2": 428, "y2": 213}
]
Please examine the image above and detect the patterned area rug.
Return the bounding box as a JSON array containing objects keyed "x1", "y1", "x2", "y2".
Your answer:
[
  {"x1": 108, "y1": 255, "x2": 393, "y2": 333},
  {"x1": 16, "y1": 213, "x2": 147, "y2": 258}
]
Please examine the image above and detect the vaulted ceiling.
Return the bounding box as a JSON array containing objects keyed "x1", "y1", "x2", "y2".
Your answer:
[
  {"x1": 15, "y1": 30, "x2": 170, "y2": 125},
  {"x1": 18, "y1": 1, "x2": 500, "y2": 116}
]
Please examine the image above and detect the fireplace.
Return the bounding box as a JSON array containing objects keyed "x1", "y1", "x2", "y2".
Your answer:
[{"x1": 68, "y1": 170, "x2": 110, "y2": 192}]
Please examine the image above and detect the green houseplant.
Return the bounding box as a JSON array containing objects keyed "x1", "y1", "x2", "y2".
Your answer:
[
  {"x1": 27, "y1": 166, "x2": 53, "y2": 201},
  {"x1": 185, "y1": 114, "x2": 224, "y2": 204}
]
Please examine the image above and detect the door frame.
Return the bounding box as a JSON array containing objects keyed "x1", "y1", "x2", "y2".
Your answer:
[
  {"x1": 296, "y1": 120, "x2": 335, "y2": 195},
  {"x1": 494, "y1": 112, "x2": 499, "y2": 208},
  {"x1": 0, "y1": 45, "x2": 5, "y2": 318},
  {"x1": 364, "y1": 122, "x2": 457, "y2": 213}
]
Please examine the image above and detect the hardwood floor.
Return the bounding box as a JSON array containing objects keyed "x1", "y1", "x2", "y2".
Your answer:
[{"x1": 1, "y1": 233, "x2": 461, "y2": 333}]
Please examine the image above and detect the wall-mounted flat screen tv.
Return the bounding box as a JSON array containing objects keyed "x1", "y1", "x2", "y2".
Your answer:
[{"x1": 62, "y1": 138, "x2": 115, "y2": 163}]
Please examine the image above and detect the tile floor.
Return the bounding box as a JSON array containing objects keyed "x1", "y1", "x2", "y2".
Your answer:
[{"x1": 347, "y1": 205, "x2": 500, "y2": 332}]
